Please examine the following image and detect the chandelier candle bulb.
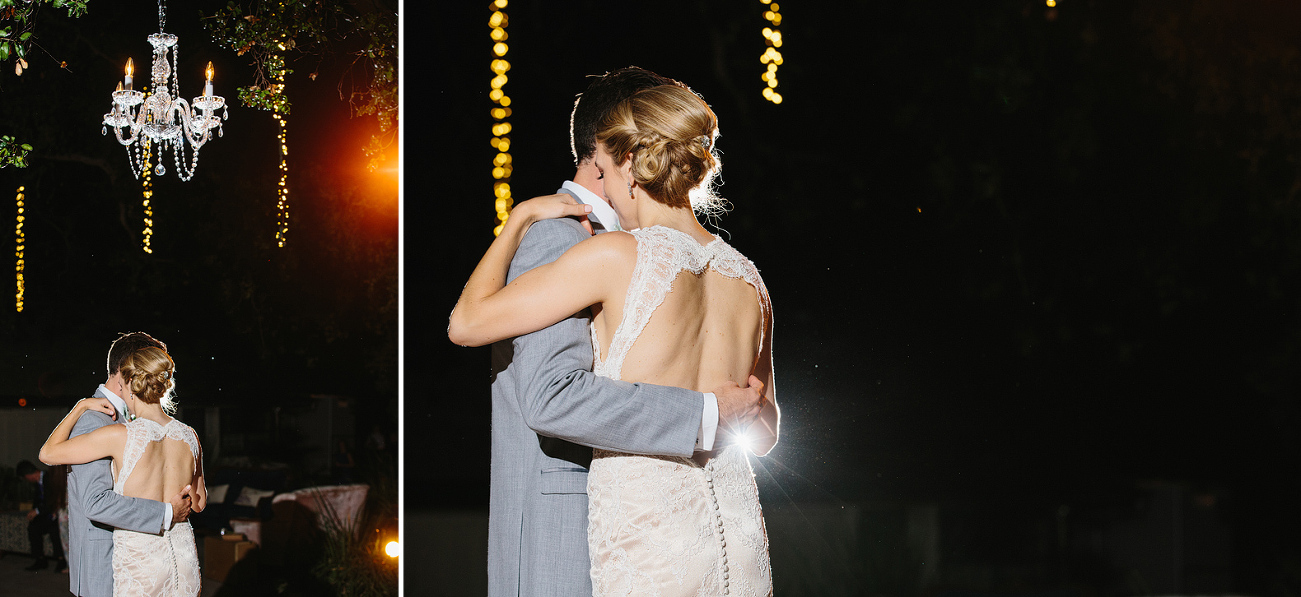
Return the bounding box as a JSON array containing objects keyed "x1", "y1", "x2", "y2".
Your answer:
[
  {"x1": 204, "y1": 61, "x2": 214, "y2": 97},
  {"x1": 125, "y1": 57, "x2": 134, "y2": 90}
]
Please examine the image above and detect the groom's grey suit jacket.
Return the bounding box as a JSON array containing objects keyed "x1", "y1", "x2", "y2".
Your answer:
[
  {"x1": 66, "y1": 386, "x2": 169, "y2": 597},
  {"x1": 487, "y1": 186, "x2": 705, "y2": 597}
]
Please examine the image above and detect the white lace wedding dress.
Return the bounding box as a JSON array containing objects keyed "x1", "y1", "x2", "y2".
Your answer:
[
  {"x1": 588, "y1": 225, "x2": 773, "y2": 597},
  {"x1": 112, "y1": 418, "x2": 202, "y2": 597}
]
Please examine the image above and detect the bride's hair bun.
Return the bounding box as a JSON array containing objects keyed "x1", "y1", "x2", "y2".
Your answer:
[
  {"x1": 597, "y1": 85, "x2": 723, "y2": 213},
  {"x1": 120, "y1": 346, "x2": 178, "y2": 414}
]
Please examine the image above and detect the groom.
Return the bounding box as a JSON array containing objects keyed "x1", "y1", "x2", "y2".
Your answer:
[
  {"x1": 488, "y1": 67, "x2": 766, "y2": 596},
  {"x1": 66, "y1": 331, "x2": 192, "y2": 597}
]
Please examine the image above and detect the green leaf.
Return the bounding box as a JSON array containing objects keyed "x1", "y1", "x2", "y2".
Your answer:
[
  {"x1": 19, "y1": 32, "x2": 32, "y2": 41},
  {"x1": 20, "y1": 144, "x2": 32, "y2": 151},
  {"x1": 0, "y1": 44, "x2": 9, "y2": 62}
]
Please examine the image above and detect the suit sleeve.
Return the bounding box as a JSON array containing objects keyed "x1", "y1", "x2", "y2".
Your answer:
[
  {"x1": 508, "y1": 218, "x2": 703, "y2": 458},
  {"x1": 71, "y1": 412, "x2": 169, "y2": 535}
]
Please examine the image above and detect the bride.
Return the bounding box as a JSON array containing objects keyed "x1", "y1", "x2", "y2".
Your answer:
[
  {"x1": 41, "y1": 343, "x2": 206, "y2": 596},
  {"x1": 450, "y1": 83, "x2": 778, "y2": 596}
]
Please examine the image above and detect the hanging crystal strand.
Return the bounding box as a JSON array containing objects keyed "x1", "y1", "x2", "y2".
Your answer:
[
  {"x1": 173, "y1": 136, "x2": 197, "y2": 181},
  {"x1": 170, "y1": 33, "x2": 180, "y2": 102},
  {"x1": 156, "y1": 139, "x2": 167, "y2": 176}
]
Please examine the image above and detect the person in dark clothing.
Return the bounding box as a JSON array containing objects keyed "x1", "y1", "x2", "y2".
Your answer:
[{"x1": 17, "y1": 459, "x2": 67, "y2": 572}]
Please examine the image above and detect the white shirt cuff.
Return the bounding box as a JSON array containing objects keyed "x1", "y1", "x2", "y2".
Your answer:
[
  {"x1": 696, "y1": 392, "x2": 719, "y2": 451},
  {"x1": 163, "y1": 502, "x2": 173, "y2": 531}
]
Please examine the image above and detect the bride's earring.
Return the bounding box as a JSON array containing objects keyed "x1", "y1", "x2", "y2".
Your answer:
[{"x1": 627, "y1": 182, "x2": 634, "y2": 200}]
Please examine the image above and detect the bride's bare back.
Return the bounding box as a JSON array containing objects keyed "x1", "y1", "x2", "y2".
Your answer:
[
  {"x1": 593, "y1": 226, "x2": 771, "y2": 414},
  {"x1": 611, "y1": 268, "x2": 762, "y2": 392},
  {"x1": 114, "y1": 418, "x2": 204, "y2": 506}
]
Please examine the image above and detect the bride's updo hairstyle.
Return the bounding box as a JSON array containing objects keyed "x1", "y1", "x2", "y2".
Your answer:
[
  {"x1": 596, "y1": 84, "x2": 722, "y2": 213},
  {"x1": 119, "y1": 345, "x2": 177, "y2": 415}
]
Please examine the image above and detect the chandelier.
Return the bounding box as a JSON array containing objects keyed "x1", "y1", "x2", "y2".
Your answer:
[{"x1": 102, "y1": 0, "x2": 227, "y2": 181}]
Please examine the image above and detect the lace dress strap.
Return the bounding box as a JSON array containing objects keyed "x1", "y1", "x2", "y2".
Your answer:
[
  {"x1": 114, "y1": 419, "x2": 165, "y2": 493},
  {"x1": 164, "y1": 420, "x2": 201, "y2": 468},
  {"x1": 597, "y1": 226, "x2": 770, "y2": 380}
]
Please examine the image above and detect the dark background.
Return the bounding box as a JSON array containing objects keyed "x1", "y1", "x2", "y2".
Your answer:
[
  {"x1": 1, "y1": 0, "x2": 398, "y2": 461},
  {"x1": 416, "y1": 1, "x2": 1300, "y2": 594}
]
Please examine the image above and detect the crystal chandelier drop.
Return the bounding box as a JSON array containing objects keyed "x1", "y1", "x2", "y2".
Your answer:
[{"x1": 102, "y1": 0, "x2": 227, "y2": 181}]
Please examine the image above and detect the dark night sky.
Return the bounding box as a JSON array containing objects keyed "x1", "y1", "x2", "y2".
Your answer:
[
  {"x1": 1, "y1": 1, "x2": 398, "y2": 411},
  {"x1": 415, "y1": 0, "x2": 1299, "y2": 524}
]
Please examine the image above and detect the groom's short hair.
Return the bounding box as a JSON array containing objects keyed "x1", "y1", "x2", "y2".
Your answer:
[
  {"x1": 570, "y1": 66, "x2": 678, "y2": 166},
  {"x1": 106, "y1": 332, "x2": 166, "y2": 376}
]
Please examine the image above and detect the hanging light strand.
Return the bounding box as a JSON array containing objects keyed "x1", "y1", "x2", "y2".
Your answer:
[
  {"x1": 273, "y1": 61, "x2": 290, "y2": 248},
  {"x1": 760, "y1": 0, "x2": 784, "y2": 104},
  {"x1": 15, "y1": 186, "x2": 25, "y2": 313},
  {"x1": 142, "y1": 137, "x2": 154, "y2": 253},
  {"x1": 489, "y1": 0, "x2": 513, "y2": 236}
]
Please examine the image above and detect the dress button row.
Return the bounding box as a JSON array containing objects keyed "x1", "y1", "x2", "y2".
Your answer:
[{"x1": 707, "y1": 465, "x2": 729, "y2": 594}]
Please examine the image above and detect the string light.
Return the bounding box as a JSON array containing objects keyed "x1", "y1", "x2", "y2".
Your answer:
[
  {"x1": 272, "y1": 62, "x2": 290, "y2": 248},
  {"x1": 141, "y1": 138, "x2": 154, "y2": 254},
  {"x1": 489, "y1": 0, "x2": 513, "y2": 236},
  {"x1": 760, "y1": 0, "x2": 783, "y2": 104},
  {"x1": 15, "y1": 186, "x2": 25, "y2": 313}
]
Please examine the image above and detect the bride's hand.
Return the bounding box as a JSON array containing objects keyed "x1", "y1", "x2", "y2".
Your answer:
[
  {"x1": 515, "y1": 194, "x2": 594, "y2": 235},
  {"x1": 76, "y1": 397, "x2": 117, "y2": 420}
]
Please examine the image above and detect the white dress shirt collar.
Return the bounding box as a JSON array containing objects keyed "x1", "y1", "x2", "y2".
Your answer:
[
  {"x1": 561, "y1": 180, "x2": 621, "y2": 232},
  {"x1": 96, "y1": 383, "x2": 128, "y2": 419}
]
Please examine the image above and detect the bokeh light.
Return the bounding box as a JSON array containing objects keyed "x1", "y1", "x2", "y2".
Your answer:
[
  {"x1": 15, "y1": 186, "x2": 24, "y2": 313},
  {"x1": 141, "y1": 138, "x2": 154, "y2": 254},
  {"x1": 273, "y1": 61, "x2": 290, "y2": 248},
  {"x1": 759, "y1": 3, "x2": 785, "y2": 105},
  {"x1": 490, "y1": 1, "x2": 513, "y2": 235}
]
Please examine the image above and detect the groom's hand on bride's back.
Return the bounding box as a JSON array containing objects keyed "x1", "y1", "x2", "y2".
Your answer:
[
  {"x1": 170, "y1": 485, "x2": 193, "y2": 524},
  {"x1": 715, "y1": 375, "x2": 765, "y2": 436}
]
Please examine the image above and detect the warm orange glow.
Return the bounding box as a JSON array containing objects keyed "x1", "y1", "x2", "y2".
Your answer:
[
  {"x1": 206, "y1": 61, "x2": 215, "y2": 82},
  {"x1": 385, "y1": 541, "x2": 399, "y2": 558},
  {"x1": 125, "y1": 57, "x2": 134, "y2": 78}
]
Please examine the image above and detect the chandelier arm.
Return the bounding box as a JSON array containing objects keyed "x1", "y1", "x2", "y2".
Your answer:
[
  {"x1": 111, "y1": 104, "x2": 146, "y2": 147},
  {"x1": 169, "y1": 98, "x2": 212, "y2": 149}
]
